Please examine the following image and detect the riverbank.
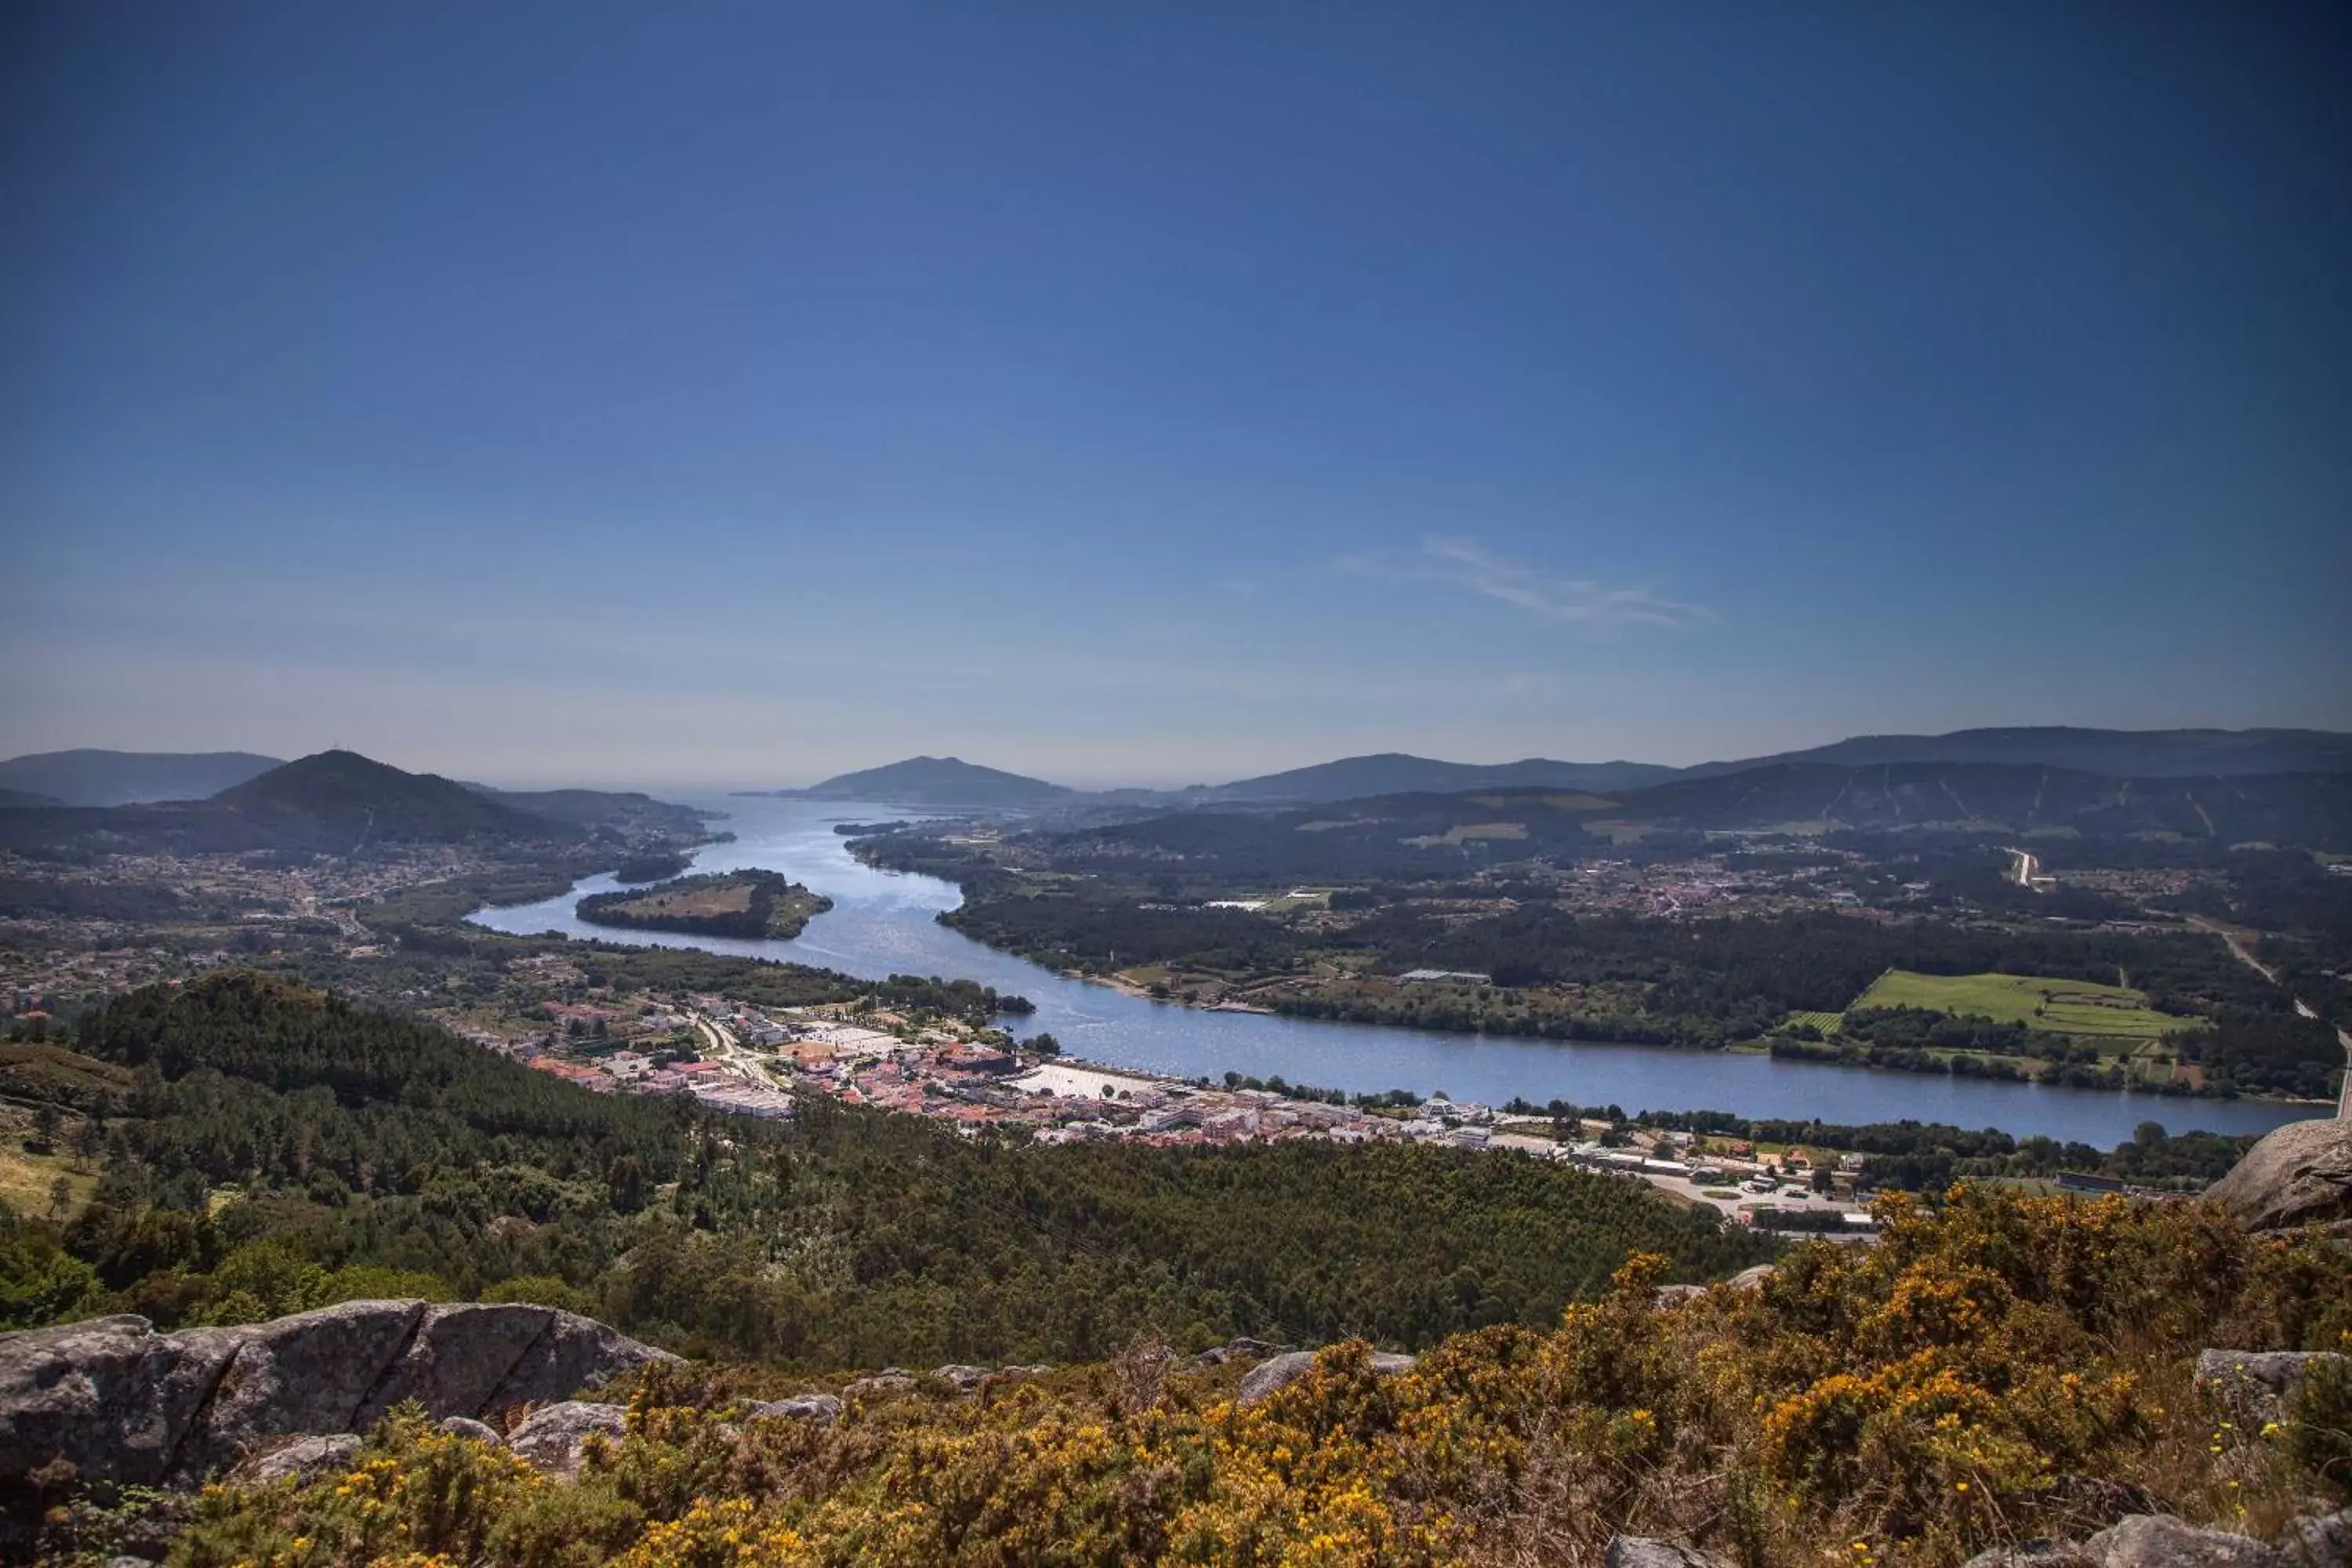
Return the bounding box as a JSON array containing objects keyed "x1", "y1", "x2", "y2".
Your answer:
[
  {"x1": 462, "y1": 795, "x2": 2314, "y2": 1145},
  {"x1": 837, "y1": 827, "x2": 2342, "y2": 1109}
]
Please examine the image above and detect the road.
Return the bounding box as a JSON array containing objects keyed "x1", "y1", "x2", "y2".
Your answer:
[
  {"x1": 691, "y1": 1014, "x2": 788, "y2": 1090},
  {"x1": 2188, "y1": 916, "x2": 2352, "y2": 1120}
]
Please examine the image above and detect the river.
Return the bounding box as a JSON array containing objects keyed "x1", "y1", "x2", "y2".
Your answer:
[{"x1": 467, "y1": 795, "x2": 2314, "y2": 1145}]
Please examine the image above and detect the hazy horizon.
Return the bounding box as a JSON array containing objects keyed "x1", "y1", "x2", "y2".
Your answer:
[{"x1": 7, "y1": 4, "x2": 2348, "y2": 783}]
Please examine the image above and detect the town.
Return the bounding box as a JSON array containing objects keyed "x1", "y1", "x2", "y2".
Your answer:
[{"x1": 453, "y1": 953, "x2": 1879, "y2": 1238}]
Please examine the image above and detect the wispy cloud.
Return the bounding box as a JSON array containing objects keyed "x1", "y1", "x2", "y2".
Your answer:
[{"x1": 1347, "y1": 535, "x2": 1715, "y2": 630}]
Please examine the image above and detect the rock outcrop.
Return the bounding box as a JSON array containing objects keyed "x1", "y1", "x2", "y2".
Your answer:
[
  {"x1": 2208, "y1": 1119, "x2": 2352, "y2": 1232},
  {"x1": 1603, "y1": 1537, "x2": 1733, "y2": 1568},
  {"x1": 0, "y1": 1300, "x2": 671, "y2": 1486},
  {"x1": 749, "y1": 1395, "x2": 841, "y2": 1424},
  {"x1": 503, "y1": 1401, "x2": 626, "y2": 1476},
  {"x1": 2280, "y1": 1506, "x2": 2352, "y2": 1568},
  {"x1": 2197, "y1": 1348, "x2": 2352, "y2": 1422},
  {"x1": 1962, "y1": 1512, "x2": 2349, "y2": 1568},
  {"x1": 1236, "y1": 1348, "x2": 1416, "y2": 1404},
  {"x1": 2084, "y1": 1515, "x2": 2283, "y2": 1567}
]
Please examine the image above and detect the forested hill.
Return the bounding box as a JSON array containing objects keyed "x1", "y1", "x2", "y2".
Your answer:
[
  {"x1": 1205, "y1": 752, "x2": 1679, "y2": 802},
  {"x1": 0, "y1": 750, "x2": 586, "y2": 856},
  {"x1": 462, "y1": 784, "x2": 707, "y2": 840},
  {"x1": 16, "y1": 973, "x2": 1763, "y2": 1366},
  {"x1": 212, "y1": 750, "x2": 576, "y2": 846},
  {"x1": 1683, "y1": 725, "x2": 2352, "y2": 780}
]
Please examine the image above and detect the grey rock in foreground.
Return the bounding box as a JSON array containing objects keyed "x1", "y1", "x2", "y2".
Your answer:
[
  {"x1": 2278, "y1": 1507, "x2": 2352, "y2": 1568},
  {"x1": 1965, "y1": 1508, "x2": 2352, "y2": 1568},
  {"x1": 0, "y1": 1299, "x2": 671, "y2": 1486},
  {"x1": 1960, "y1": 1545, "x2": 2100, "y2": 1568},
  {"x1": 2197, "y1": 1349, "x2": 2352, "y2": 1421},
  {"x1": 1236, "y1": 1348, "x2": 1417, "y2": 1404},
  {"x1": 1603, "y1": 1537, "x2": 1733, "y2": 1568},
  {"x1": 2207, "y1": 1120, "x2": 2352, "y2": 1232},
  {"x1": 248, "y1": 1434, "x2": 363, "y2": 1486},
  {"x1": 503, "y1": 1400, "x2": 626, "y2": 1476},
  {"x1": 437, "y1": 1416, "x2": 503, "y2": 1445},
  {"x1": 749, "y1": 1394, "x2": 841, "y2": 1424},
  {"x1": 2085, "y1": 1515, "x2": 2284, "y2": 1568}
]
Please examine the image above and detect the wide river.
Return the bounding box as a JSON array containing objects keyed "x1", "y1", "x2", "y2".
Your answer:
[{"x1": 469, "y1": 795, "x2": 2316, "y2": 1145}]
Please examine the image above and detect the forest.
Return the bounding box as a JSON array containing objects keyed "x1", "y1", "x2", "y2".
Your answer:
[{"x1": 3, "y1": 974, "x2": 1760, "y2": 1365}]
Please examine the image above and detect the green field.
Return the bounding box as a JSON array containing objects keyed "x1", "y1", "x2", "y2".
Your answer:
[
  {"x1": 1784, "y1": 1010, "x2": 1846, "y2": 1035},
  {"x1": 1853, "y1": 969, "x2": 2198, "y2": 1041}
]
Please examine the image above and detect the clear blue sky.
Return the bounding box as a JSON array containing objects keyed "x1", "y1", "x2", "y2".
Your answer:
[{"x1": 5, "y1": 2, "x2": 2347, "y2": 788}]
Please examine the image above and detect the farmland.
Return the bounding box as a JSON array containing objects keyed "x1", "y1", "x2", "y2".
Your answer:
[{"x1": 1852, "y1": 968, "x2": 2200, "y2": 1043}]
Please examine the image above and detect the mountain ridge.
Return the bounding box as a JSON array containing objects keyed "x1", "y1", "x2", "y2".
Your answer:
[
  {"x1": 0, "y1": 750, "x2": 283, "y2": 807},
  {"x1": 751, "y1": 755, "x2": 1072, "y2": 807}
]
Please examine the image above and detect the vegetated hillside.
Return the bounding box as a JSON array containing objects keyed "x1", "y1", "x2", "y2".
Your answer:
[
  {"x1": 772, "y1": 755, "x2": 1073, "y2": 806},
  {"x1": 0, "y1": 751, "x2": 588, "y2": 858},
  {"x1": 464, "y1": 784, "x2": 709, "y2": 840},
  {"x1": 975, "y1": 764, "x2": 2352, "y2": 880},
  {"x1": 0, "y1": 789, "x2": 64, "y2": 810},
  {"x1": 212, "y1": 750, "x2": 577, "y2": 848},
  {"x1": 1592, "y1": 762, "x2": 2352, "y2": 844},
  {"x1": 1686, "y1": 724, "x2": 2352, "y2": 781},
  {"x1": 1205, "y1": 752, "x2": 1680, "y2": 802},
  {"x1": 151, "y1": 1188, "x2": 2352, "y2": 1568},
  {"x1": 14, "y1": 974, "x2": 1761, "y2": 1367},
  {"x1": 0, "y1": 748, "x2": 282, "y2": 806}
]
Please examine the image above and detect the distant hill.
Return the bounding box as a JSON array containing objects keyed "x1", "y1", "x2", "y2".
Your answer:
[
  {"x1": 1207, "y1": 752, "x2": 1679, "y2": 803},
  {"x1": 0, "y1": 788, "x2": 65, "y2": 810},
  {"x1": 1443, "y1": 762, "x2": 2352, "y2": 846},
  {"x1": 212, "y1": 751, "x2": 576, "y2": 850},
  {"x1": 1685, "y1": 727, "x2": 2352, "y2": 781},
  {"x1": 760, "y1": 757, "x2": 1073, "y2": 808},
  {"x1": 0, "y1": 750, "x2": 282, "y2": 807},
  {"x1": 0, "y1": 750, "x2": 590, "y2": 857},
  {"x1": 465, "y1": 785, "x2": 709, "y2": 840}
]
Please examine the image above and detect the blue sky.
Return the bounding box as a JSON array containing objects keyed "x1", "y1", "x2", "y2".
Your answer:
[{"x1": 5, "y1": 2, "x2": 2347, "y2": 788}]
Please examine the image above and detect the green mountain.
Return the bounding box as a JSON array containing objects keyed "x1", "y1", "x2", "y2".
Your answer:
[
  {"x1": 775, "y1": 756, "x2": 1073, "y2": 807},
  {"x1": 0, "y1": 749, "x2": 282, "y2": 806},
  {"x1": 1207, "y1": 752, "x2": 1678, "y2": 802},
  {"x1": 212, "y1": 750, "x2": 577, "y2": 849}
]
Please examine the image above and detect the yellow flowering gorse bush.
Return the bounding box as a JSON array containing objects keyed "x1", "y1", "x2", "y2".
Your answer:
[{"x1": 153, "y1": 1188, "x2": 2352, "y2": 1568}]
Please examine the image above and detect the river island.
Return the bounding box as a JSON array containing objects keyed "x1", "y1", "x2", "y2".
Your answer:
[{"x1": 575, "y1": 868, "x2": 833, "y2": 940}]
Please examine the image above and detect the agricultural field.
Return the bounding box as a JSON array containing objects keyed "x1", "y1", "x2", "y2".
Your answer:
[
  {"x1": 1852, "y1": 969, "x2": 2199, "y2": 1042},
  {"x1": 1783, "y1": 1010, "x2": 1846, "y2": 1035},
  {"x1": 1404, "y1": 821, "x2": 1530, "y2": 848}
]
